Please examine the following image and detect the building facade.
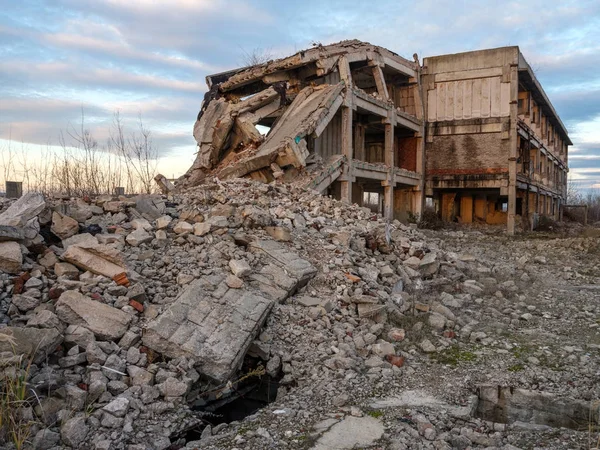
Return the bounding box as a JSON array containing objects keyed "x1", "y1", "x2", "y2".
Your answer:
[{"x1": 422, "y1": 47, "x2": 570, "y2": 232}]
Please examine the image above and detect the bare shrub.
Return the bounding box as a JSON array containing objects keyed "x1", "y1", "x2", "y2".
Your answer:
[
  {"x1": 0, "y1": 110, "x2": 159, "y2": 197},
  {"x1": 418, "y1": 207, "x2": 446, "y2": 230}
]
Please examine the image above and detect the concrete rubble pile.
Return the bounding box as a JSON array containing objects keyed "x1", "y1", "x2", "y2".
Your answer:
[{"x1": 0, "y1": 180, "x2": 599, "y2": 449}]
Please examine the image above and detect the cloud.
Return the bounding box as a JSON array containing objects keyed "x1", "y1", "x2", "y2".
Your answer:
[
  {"x1": 0, "y1": 60, "x2": 206, "y2": 95},
  {"x1": 0, "y1": 0, "x2": 599, "y2": 179}
]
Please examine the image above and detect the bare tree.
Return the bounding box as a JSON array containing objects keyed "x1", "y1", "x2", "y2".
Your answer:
[
  {"x1": 240, "y1": 47, "x2": 274, "y2": 66},
  {"x1": 112, "y1": 112, "x2": 158, "y2": 194},
  {"x1": 0, "y1": 109, "x2": 160, "y2": 197},
  {"x1": 566, "y1": 175, "x2": 583, "y2": 204}
]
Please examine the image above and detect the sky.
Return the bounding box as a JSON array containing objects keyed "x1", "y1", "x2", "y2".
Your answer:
[{"x1": 1, "y1": 0, "x2": 600, "y2": 188}]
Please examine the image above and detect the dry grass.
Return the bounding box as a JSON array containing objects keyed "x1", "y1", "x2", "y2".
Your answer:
[{"x1": 0, "y1": 351, "x2": 39, "y2": 450}]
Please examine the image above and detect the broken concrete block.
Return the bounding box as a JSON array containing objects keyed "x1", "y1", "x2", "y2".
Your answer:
[
  {"x1": 174, "y1": 221, "x2": 193, "y2": 234},
  {"x1": 143, "y1": 275, "x2": 276, "y2": 383},
  {"x1": 126, "y1": 229, "x2": 153, "y2": 247},
  {"x1": 249, "y1": 239, "x2": 316, "y2": 288},
  {"x1": 131, "y1": 218, "x2": 152, "y2": 231},
  {"x1": 135, "y1": 195, "x2": 164, "y2": 220},
  {"x1": 193, "y1": 222, "x2": 211, "y2": 236},
  {"x1": 0, "y1": 192, "x2": 45, "y2": 227},
  {"x1": 0, "y1": 327, "x2": 63, "y2": 364},
  {"x1": 229, "y1": 259, "x2": 251, "y2": 278},
  {"x1": 225, "y1": 274, "x2": 244, "y2": 288},
  {"x1": 62, "y1": 243, "x2": 126, "y2": 279},
  {"x1": 103, "y1": 201, "x2": 122, "y2": 213},
  {"x1": 403, "y1": 256, "x2": 421, "y2": 269},
  {"x1": 62, "y1": 232, "x2": 98, "y2": 249},
  {"x1": 0, "y1": 241, "x2": 22, "y2": 273},
  {"x1": 419, "y1": 252, "x2": 439, "y2": 276},
  {"x1": 54, "y1": 262, "x2": 79, "y2": 279},
  {"x1": 177, "y1": 273, "x2": 195, "y2": 285},
  {"x1": 297, "y1": 296, "x2": 333, "y2": 312},
  {"x1": 51, "y1": 211, "x2": 79, "y2": 240},
  {"x1": 39, "y1": 251, "x2": 58, "y2": 268},
  {"x1": 0, "y1": 225, "x2": 23, "y2": 242},
  {"x1": 265, "y1": 226, "x2": 291, "y2": 242},
  {"x1": 55, "y1": 290, "x2": 132, "y2": 341},
  {"x1": 156, "y1": 215, "x2": 172, "y2": 230},
  {"x1": 12, "y1": 294, "x2": 40, "y2": 312},
  {"x1": 154, "y1": 173, "x2": 175, "y2": 195}
]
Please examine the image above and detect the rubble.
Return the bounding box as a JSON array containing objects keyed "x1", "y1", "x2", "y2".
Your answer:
[
  {"x1": 62, "y1": 242, "x2": 127, "y2": 279},
  {"x1": 0, "y1": 241, "x2": 22, "y2": 273},
  {"x1": 51, "y1": 211, "x2": 79, "y2": 240},
  {"x1": 0, "y1": 175, "x2": 599, "y2": 449},
  {"x1": 55, "y1": 290, "x2": 132, "y2": 341},
  {"x1": 0, "y1": 192, "x2": 45, "y2": 227}
]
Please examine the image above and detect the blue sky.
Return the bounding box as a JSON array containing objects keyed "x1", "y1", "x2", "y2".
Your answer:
[{"x1": 1, "y1": 0, "x2": 599, "y2": 186}]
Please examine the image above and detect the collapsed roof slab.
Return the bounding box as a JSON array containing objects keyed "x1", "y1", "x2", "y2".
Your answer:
[
  {"x1": 218, "y1": 82, "x2": 345, "y2": 180},
  {"x1": 208, "y1": 40, "x2": 417, "y2": 93}
]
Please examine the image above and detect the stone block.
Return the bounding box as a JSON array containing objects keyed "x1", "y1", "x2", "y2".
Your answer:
[
  {"x1": 0, "y1": 241, "x2": 22, "y2": 273},
  {"x1": 55, "y1": 290, "x2": 132, "y2": 341}
]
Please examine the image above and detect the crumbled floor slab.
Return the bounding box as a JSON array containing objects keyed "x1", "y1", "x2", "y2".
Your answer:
[
  {"x1": 143, "y1": 274, "x2": 275, "y2": 382},
  {"x1": 311, "y1": 415, "x2": 384, "y2": 450},
  {"x1": 144, "y1": 242, "x2": 316, "y2": 382}
]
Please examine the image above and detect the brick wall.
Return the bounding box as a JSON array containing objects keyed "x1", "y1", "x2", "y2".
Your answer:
[
  {"x1": 396, "y1": 137, "x2": 417, "y2": 171},
  {"x1": 426, "y1": 132, "x2": 508, "y2": 173}
]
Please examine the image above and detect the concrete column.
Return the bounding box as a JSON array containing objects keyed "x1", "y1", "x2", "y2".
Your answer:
[
  {"x1": 383, "y1": 120, "x2": 394, "y2": 220},
  {"x1": 340, "y1": 105, "x2": 353, "y2": 203},
  {"x1": 414, "y1": 135, "x2": 424, "y2": 217},
  {"x1": 507, "y1": 63, "x2": 519, "y2": 235}
]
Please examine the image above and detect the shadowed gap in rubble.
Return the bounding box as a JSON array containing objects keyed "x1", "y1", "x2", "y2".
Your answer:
[{"x1": 184, "y1": 356, "x2": 281, "y2": 441}]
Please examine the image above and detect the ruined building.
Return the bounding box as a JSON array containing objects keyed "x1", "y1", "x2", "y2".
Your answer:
[
  {"x1": 423, "y1": 47, "x2": 570, "y2": 232},
  {"x1": 180, "y1": 40, "x2": 570, "y2": 234}
]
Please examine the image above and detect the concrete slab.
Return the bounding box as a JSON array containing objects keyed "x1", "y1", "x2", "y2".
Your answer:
[{"x1": 311, "y1": 416, "x2": 384, "y2": 450}]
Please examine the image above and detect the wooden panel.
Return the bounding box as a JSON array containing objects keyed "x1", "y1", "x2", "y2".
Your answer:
[
  {"x1": 500, "y1": 82, "x2": 511, "y2": 116},
  {"x1": 463, "y1": 79, "x2": 472, "y2": 119},
  {"x1": 455, "y1": 80, "x2": 464, "y2": 120},
  {"x1": 427, "y1": 89, "x2": 437, "y2": 121},
  {"x1": 481, "y1": 78, "x2": 491, "y2": 117},
  {"x1": 490, "y1": 76, "x2": 501, "y2": 117},
  {"x1": 472, "y1": 78, "x2": 482, "y2": 118},
  {"x1": 437, "y1": 83, "x2": 446, "y2": 121}
]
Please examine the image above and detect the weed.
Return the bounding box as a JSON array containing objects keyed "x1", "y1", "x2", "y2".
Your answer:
[
  {"x1": 510, "y1": 344, "x2": 533, "y2": 359},
  {"x1": 508, "y1": 363, "x2": 525, "y2": 372},
  {"x1": 431, "y1": 345, "x2": 477, "y2": 366},
  {"x1": 367, "y1": 410, "x2": 384, "y2": 419},
  {"x1": 0, "y1": 352, "x2": 39, "y2": 450}
]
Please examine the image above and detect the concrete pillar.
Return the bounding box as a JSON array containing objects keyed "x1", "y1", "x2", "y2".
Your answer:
[
  {"x1": 507, "y1": 63, "x2": 519, "y2": 235},
  {"x1": 415, "y1": 134, "x2": 425, "y2": 217},
  {"x1": 340, "y1": 105, "x2": 353, "y2": 203},
  {"x1": 383, "y1": 120, "x2": 394, "y2": 220}
]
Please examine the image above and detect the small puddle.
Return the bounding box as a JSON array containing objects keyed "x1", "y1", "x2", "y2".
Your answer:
[{"x1": 475, "y1": 385, "x2": 599, "y2": 431}]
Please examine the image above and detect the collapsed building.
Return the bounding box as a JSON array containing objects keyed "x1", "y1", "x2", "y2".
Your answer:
[{"x1": 179, "y1": 40, "x2": 570, "y2": 234}]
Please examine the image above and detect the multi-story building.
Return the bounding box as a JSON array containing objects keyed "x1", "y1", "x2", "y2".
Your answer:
[
  {"x1": 422, "y1": 47, "x2": 570, "y2": 233},
  {"x1": 186, "y1": 41, "x2": 570, "y2": 234}
]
